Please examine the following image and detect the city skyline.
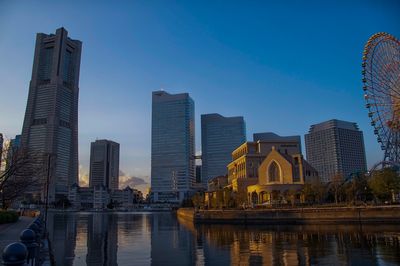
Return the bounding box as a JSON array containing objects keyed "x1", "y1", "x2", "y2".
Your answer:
[{"x1": 1, "y1": 1, "x2": 399, "y2": 194}]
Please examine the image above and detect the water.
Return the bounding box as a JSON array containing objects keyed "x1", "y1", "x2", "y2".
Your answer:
[{"x1": 47, "y1": 212, "x2": 400, "y2": 266}]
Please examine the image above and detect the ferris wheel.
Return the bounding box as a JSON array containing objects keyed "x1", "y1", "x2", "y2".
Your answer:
[{"x1": 362, "y1": 32, "x2": 400, "y2": 167}]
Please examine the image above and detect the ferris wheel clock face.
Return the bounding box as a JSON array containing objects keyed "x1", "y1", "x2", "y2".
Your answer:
[{"x1": 362, "y1": 32, "x2": 400, "y2": 163}]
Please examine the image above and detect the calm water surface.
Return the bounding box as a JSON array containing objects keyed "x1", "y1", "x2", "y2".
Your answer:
[{"x1": 47, "y1": 212, "x2": 400, "y2": 266}]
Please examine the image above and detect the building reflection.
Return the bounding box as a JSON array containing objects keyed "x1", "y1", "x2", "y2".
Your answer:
[
  {"x1": 47, "y1": 213, "x2": 77, "y2": 266},
  {"x1": 150, "y1": 212, "x2": 198, "y2": 266},
  {"x1": 86, "y1": 213, "x2": 118, "y2": 266},
  {"x1": 46, "y1": 213, "x2": 400, "y2": 266},
  {"x1": 180, "y1": 219, "x2": 400, "y2": 266}
]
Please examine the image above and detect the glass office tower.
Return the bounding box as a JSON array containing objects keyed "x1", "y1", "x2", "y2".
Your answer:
[
  {"x1": 151, "y1": 91, "x2": 195, "y2": 202},
  {"x1": 201, "y1": 113, "x2": 246, "y2": 186}
]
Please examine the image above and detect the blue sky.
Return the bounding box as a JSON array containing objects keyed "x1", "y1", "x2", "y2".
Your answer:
[{"x1": 0, "y1": 0, "x2": 399, "y2": 191}]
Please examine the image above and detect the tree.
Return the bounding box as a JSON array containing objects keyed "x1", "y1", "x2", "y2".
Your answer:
[
  {"x1": 222, "y1": 187, "x2": 233, "y2": 208},
  {"x1": 286, "y1": 189, "x2": 298, "y2": 207},
  {"x1": 343, "y1": 173, "x2": 371, "y2": 205},
  {"x1": 192, "y1": 192, "x2": 204, "y2": 209},
  {"x1": 0, "y1": 141, "x2": 45, "y2": 209},
  {"x1": 233, "y1": 189, "x2": 247, "y2": 208},
  {"x1": 329, "y1": 173, "x2": 344, "y2": 204},
  {"x1": 302, "y1": 183, "x2": 316, "y2": 204},
  {"x1": 368, "y1": 168, "x2": 400, "y2": 203}
]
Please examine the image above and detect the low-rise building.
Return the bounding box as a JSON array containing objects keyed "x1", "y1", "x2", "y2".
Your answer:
[
  {"x1": 247, "y1": 147, "x2": 318, "y2": 205},
  {"x1": 69, "y1": 184, "x2": 142, "y2": 209},
  {"x1": 111, "y1": 186, "x2": 134, "y2": 208},
  {"x1": 227, "y1": 136, "x2": 301, "y2": 194},
  {"x1": 93, "y1": 185, "x2": 110, "y2": 209}
]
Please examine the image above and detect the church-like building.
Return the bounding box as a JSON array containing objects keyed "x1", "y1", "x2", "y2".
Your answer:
[{"x1": 247, "y1": 146, "x2": 318, "y2": 205}]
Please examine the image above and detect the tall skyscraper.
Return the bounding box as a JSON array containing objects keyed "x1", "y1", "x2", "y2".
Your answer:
[
  {"x1": 305, "y1": 119, "x2": 367, "y2": 182},
  {"x1": 151, "y1": 91, "x2": 195, "y2": 202},
  {"x1": 201, "y1": 113, "x2": 246, "y2": 186},
  {"x1": 89, "y1": 139, "x2": 120, "y2": 191},
  {"x1": 21, "y1": 27, "x2": 82, "y2": 201}
]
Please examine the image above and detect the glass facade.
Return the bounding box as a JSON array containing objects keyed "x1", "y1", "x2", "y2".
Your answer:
[
  {"x1": 305, "y1": 119, "x2": 367, "y2": 182},
  {"x1": 201, "y1": 114, "x2": 246, "y2": 186},
  {"x1": 21, "y1": 28, "x2": 82, "y2": 201},
  {"x1": 151, "y1": 91, "x2": 195, "y2": 202},
  {"x1": 89, "y1": 140, "x2": 120, "y2": 191}
]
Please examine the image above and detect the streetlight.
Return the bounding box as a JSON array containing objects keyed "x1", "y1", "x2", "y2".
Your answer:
[{"x1": 43, "y1": 153, "x2": 54, "y2": 236}]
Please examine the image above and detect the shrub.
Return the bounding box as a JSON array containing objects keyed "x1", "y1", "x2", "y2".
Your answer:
[{"x1": 0, "y1": 211, "x2": 19, "y2": 224}]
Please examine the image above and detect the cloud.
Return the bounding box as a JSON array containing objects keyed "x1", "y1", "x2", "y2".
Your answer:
[
  {"x1": 79, "y1": 165, "x2": 89, "y2": 187},
  {"x1": 119, "y1": 170, "x2": 148, "y2": 189},
  {"x1": 78, "y1": 168, "x2": 149, "y2": 193}
]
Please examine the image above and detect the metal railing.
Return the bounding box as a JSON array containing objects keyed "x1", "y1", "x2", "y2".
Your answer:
[{"x1": 1, "y1": 214, "x2": 45, "y2": 266}]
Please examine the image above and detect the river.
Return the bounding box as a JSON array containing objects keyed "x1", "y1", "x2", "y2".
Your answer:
[{"x1": 47, "y1": 211, "x2": 400, "y2": 266}]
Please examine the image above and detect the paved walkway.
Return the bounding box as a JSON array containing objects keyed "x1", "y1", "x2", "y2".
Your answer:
[{"x1": 0, "y1": 216, "x2": 34, "y2": 253}]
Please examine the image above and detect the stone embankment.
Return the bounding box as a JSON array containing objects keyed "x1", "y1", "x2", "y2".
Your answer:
[{"x1": 178, "y1": 206, "x2": 400, "y2": 224}]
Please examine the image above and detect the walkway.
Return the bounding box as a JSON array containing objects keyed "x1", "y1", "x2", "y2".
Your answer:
[{"x1": 0, "y1": 216, "x2": 34, "y2": 253}]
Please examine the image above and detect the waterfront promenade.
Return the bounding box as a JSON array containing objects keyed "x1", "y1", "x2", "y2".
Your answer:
[
  {"x1": 0, "y1": 216, "x2": 34, "y2": 253},
  {"x1": 178, "y1": 205, "x2": 400, "y2": 224}
]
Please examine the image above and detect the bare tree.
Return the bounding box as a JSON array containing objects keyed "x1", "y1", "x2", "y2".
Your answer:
[
  {"x1": 330, "y1": 173, "x2": 344, "y2": 204},
  {"x1": 0, "y1": 140, "x2": 45, "y2": 209}
]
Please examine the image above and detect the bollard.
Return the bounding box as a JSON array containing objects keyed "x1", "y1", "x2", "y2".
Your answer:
[
  {"x1": 32, "y1": 221, "x2": 42, "y2": 233},
  {"x1": 27, "y1": 224, "x2": 39, "y2": 234},
  {"x1": 2, "y1": 242, "x2": 28, "y2": 266},
  {"x1": 20, "y1": 230, "x2": 38, "y2": 266},
  {"x1": 27, "y1": 224, "x2": 40, "y2": 237}
]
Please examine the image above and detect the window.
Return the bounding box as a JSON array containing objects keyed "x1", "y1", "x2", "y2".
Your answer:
[
  {"x1": 268, "y1": 161, "x2": 280, "y2": 182},
  {"x1": 32, "y1": 118, "x2": 47, "y2": 125}
]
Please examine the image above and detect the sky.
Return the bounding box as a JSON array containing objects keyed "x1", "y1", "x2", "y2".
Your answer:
[{"x1": 0, "y1": 0, "x2": 399, "y2": 193}]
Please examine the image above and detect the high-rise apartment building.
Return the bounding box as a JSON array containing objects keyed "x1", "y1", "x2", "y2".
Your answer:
[
  {"x1": 21, "y1": 27, "x2": 81, "y2": 201},
  {"x1": 151, "y1": 91, "x2": 195, "y2": 202},
  {"x1": 201, "y1": 114, "x2": 246, "y2": 186},
  {"x1": 305, "y1": 119, "x2": 367, "y2": 182},
  {"x1": 89, "y1": 139, "x2": 120, "y2": 191}
]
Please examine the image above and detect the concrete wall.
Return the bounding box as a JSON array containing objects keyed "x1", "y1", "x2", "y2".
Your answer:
[{"x1": 178, "y1": 206, "x2": 400, "y2": 225}]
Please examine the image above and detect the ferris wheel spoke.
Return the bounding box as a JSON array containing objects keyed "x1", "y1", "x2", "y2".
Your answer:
[
  {"x1": 363, "y1": 32, "x2": 400, "y2": 163},
  {"x1": 365, "y1": 61, "x2": 400, "y2": 96},
  {"x1": 368, "y1": 41, "x2": 400, "y2": 95},
  {"x1": 364, "y1": 74, "x2": 400, "y2": 99},
  {"x1": 373, "y1": 41, "x2": 400, "y2": 91},
  {"x1": 367, "y1": 65, "x2": 400, "y2": 98}
]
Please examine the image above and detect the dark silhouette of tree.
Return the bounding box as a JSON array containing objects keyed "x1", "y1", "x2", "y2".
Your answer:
[
  {"x1": 0, "y1": 141, "x2": 45, "y2": 209},
  {"x1": 329, "y1": 173, "x2": 344, "y2": 204},
  {"x1": 368, "y1": 168, "x2": 400, "y2": 203}
]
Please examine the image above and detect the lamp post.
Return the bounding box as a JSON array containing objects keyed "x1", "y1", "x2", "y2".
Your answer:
[{"x1": 43, "y1": 153, "x2": 53, "y2": 237}]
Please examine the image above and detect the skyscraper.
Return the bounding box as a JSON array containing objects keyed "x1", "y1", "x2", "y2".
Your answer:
[
  {"x1": 21, "y1": 27, "x2": 82, "y2": 201},
  {"x1": 151, "y1": 91, "x2": 195, "y2": 202},
  {"x1": 5, "y1": 135, "x2": 21, "y2": 170},
  {"x1": 201, "y1": 113, "x2": 246, "y2": 186},
  {"x1": 305, "y1": 119, "x2": 367, "y2": 182},
  {"x1": 89, "y1": 139, "x2": 120, "y2": 191}
]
